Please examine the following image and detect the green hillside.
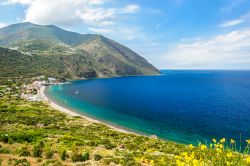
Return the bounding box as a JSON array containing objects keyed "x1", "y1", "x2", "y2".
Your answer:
[
  {"x1": 0, "y1": 46, "x2": 99, "y2": 79},
  {"x1": 0, "y1": 22, "x2": 159, "y2": 79}
]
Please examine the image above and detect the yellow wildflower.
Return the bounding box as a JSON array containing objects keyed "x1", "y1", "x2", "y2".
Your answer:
[
  {"x1": 216, "y1": 148, "x2": 222, "y2": 153},
  {"x1": 230, "y1": 139, "x2": 235, "y2": 144},
  {"x1": 220, "y1": 138, "x2": 226, "y2": 143},
  {"x1": 176, "y1": 160, "x2": 185, "y2": 166},
  {"x1": 209, "y1": 143, "x2": 213, "y2": 148},
  {"x1": 188, "y1": 144, "x2": 194, "y2": 149},
  {"x1": 181, "y1": 152, "x2": 188, "y2": 157},
  {"x1": 226, "y1": 152, "x2": 233, "y2": 158},
  {"x1": 245, "y1": 157, "x2": 250, "y2": 164},
  {"x1": 212, "y1": 138, "x2": 217, "y2": 143},
  {"x1": 193, "y1": 159, "x2": 199, "y2": 166},
  {"x1": 219, "y1": 144, "x2": 224, "y2": 149},
  {"x1": 175, "y1": 155, "x2": 180, "y2": 159},
  {"x1": 246, "y1": 139, "x2": 250, "y2": 145},
  {"x1": 200, "y1": 144, "x2": 207, "y2": 151},
  {"x1": 185, "y1": 156, "x2": 192, "y2": 162}
]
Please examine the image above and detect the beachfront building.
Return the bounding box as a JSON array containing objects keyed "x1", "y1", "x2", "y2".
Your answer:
[
  {"x1": 48, "y1": 77, "x2": 57, "y2": 84},
  {"x1": 21, "y1": 80, "x2": 48, "y2": 102}
]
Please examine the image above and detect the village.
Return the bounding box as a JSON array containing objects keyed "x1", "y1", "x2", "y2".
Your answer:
[
  {"x1": 0, "y1": 76, "x2": 64, "y2": 102},
  {"x1": 20, "y1": 76, "x2": 62, "y2": 102}
]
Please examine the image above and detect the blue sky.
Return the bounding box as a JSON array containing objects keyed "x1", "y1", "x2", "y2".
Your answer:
[{"x1": 0, "y1": 0, "x2": 250, "y2": 69}]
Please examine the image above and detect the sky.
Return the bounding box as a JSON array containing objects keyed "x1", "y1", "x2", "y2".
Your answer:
[{"x1": 0, "y1": 0, "x2": 250, "y2": 69}]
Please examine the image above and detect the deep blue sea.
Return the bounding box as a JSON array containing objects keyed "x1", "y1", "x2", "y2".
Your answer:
[{"x1": 46, "y1": 70, "x2": 250, "y2": 145}]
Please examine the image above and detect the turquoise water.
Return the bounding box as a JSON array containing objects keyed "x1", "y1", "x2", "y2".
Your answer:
[{"x1": 46, "y1": 70, "x2": 250, "y2": 145}]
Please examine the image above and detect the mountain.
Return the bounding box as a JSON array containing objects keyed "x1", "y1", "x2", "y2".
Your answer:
[
  {"x1": 0, "y1": 22, "x2": 160, "y2": 79},
  {"x1": 0, "y1": 22, "x2": 96, "y2": 46},
  {"x1": 0, "y1": 47, "x2": 98, "y2": 78}
]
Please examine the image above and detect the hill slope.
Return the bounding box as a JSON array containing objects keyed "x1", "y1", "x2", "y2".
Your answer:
[
  {"x1": 0, "y1": 47, "x2": 98, "y2": 78},
  {"x1": 0, "y1": 22, "x2": 159, "y2": 78}
]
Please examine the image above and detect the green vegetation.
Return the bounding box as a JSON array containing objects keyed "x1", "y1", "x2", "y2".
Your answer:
[
  {"x1": 0, "y1": 22, "x2": 160, "y2": 79},
  {"x1": 8, "y1": 158, "x2": 31, "y2": 166},
  {"x1": 1, "y1": 79, "x2": 250, "y2": 165},
  {"x1": 32, "y1": 142, "x2": 44, "y2": 158},
  {"x1": 19, "y1": 146, "x2": 31, "y2": 157},
  {"x1": 44, "y1": 147, "x2": 53, "y2": 159}
]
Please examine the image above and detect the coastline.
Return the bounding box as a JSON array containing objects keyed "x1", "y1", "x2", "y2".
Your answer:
[{"x1": 40, "y1": 86, "x2": 138, "y2": 135}]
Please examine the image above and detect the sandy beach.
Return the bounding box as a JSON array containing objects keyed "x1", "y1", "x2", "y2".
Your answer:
[{"x1": 40, "y1": 86, "x2": 136, "y2": 135}]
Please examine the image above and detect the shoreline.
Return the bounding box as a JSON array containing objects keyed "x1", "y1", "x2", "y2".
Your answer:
[{"x1": 40, "y1": 86, "x2": 139, "y2": 135}]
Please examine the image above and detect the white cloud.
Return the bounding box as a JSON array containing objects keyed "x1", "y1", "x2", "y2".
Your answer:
[
  {"x1": 76, "y1": 7, "x2": 116, "y2": 26},
  {"x1": 158, "y1": 28, "x2": 250, "y2": 69},
  {"x1": 122, "y1": 4, "x2": 140, "y2": 14},
  {"x1": 0, "y1": 22, "x2": 7, "y2": 28},
  {"x1": 2, "y1": 0, "x2": 140, "y2": 29},
  {"x1": 220, "y1": 19, "x2": 243, "y2": 27},
  {"x1": 21, "y1": 0, "x2": 116, "y2": 26},
  {"x1": 220, "y1": 11, "x2": 250, "y2": 28}
]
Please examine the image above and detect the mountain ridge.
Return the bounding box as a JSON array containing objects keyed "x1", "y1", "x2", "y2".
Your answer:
[{"x1": 0, "y1": 22, "x2": 160, "y2": 79}]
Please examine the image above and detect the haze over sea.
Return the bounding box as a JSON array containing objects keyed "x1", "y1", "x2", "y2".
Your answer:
[{"x1": 46, "y1": 70, "x2": 250, "y2": 145}]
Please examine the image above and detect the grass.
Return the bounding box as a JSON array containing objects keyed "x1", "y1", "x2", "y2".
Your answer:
[{"x1": 1, "y1": 80, "x2": 250, "y2": 165}]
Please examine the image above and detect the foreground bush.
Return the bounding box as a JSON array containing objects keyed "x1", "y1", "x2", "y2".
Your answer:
[
  {"x1": 71, "y1": 151, "x2": 89, "y2": 162},
  {"x1": 45, "y1": 147, "x2": 54, "y2": 159},
  {"x1": 19, "y1": 146, "x2": 31, "y2": 157},
  {"x1": 32, "y1": 142, "x2": 44, "y2": 158},
  {"x1": 8, "y1": 158, "x2": 31, "y2": 166},
  {"x1": 59, "y1": 149, "x2": 67, "y2": 161},
  {"x1": 94, "y1": 154, "x2": 103, "y2": 161}
]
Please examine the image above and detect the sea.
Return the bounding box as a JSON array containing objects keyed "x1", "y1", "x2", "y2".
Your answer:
[{"x1": 45, "y1": 70, "x2": 250, "y2": 145}]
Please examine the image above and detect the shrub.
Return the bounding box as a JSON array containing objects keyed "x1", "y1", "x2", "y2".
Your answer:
[
  {"x1": 33, "y1": 146, "x2": 43, "y2": 158},
  {"x1": 32, "y1": 141, "x2": 45, "y2": 158},
  {"x1": 19, "y1": 146, "x2": 30, "y2": 156},
  {"x1": 94, "y1": 154, "x2": 102, "y2": 161},
  {"x1": 101, "y1": 139, "x2": 116, "y2": 149},
  {"x1": 45, "y1": 148, "x2": 54, "y2": 159},
  {"x1": 42, "y1": 160, "x2": 63, "y2": 166},
  {"x1": 71, "y1": 153, "x2": 81, "y2": 162},
  {"x1": 8, "y1": 158, "x2": 31, "y2": 166},
  {"x1": 0, "y1": 131, "x2": 44, "y2": 144},
  {"x1": 36, "y1": 158, "x2": 42, "y2": 162},
  {"x1": 38, "y1": 141, "x2": 45, "y2": 148},
  {"x1": 0, "y1": 134, "x2": 9, "y2": 143},
  {"x1": 59, "y1": 149, "x2": 67, "y2": 161},
  {"x1": 71, "y1": 152, "x2": 89, "y2": 162},
  {"x1": 0, "y1": 144, "x2": 11, "y2": 154},
  {"x1": 82, "y1": 152, "x2": 89, "y2": 161}
]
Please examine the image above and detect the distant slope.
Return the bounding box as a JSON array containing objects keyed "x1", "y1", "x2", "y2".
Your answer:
[
  {"x1": 0, "y1": 47, "x2": 50, "y2": 78},
  {"x1": 0, "y1": 47, "x2": 99, "y2": 78},
  {"x1": 0, "y1": 22, "x2": 160, "y2": 78},
  {"x1": 76, "y1": 36, "x2": 159, "y2": 76}
]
